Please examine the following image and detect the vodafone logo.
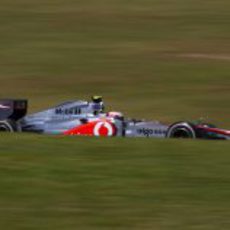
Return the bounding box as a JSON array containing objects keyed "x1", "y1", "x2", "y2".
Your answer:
[{"x1": 93, "y1": 121, "x2": 115, "y2": 136}]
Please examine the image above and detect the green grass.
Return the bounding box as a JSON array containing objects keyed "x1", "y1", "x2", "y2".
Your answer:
[
  {"x1": 0, "y1": 0, "x2": 230, "y2": 229},
  {"x1": 0, "y1": 0, "x2": 229, "y2": 125},
  {"x1": 0, "y1": 135, "x2": 230, "y2": 230}
]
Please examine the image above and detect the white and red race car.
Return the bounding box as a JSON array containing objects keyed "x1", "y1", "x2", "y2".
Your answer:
[{"x1": 0, "y1": 96, "x2": 229, "y2": 140}]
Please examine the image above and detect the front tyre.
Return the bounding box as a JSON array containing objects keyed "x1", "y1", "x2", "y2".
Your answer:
[
  {"x1": 0, "y1": 120, "x2": 19, "y2": 132},
  {"x1": 166, "y1": 122, "x2": 196, "y2": 139}
]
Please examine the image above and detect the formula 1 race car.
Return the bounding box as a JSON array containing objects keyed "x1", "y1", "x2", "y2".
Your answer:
[{"x1": 0, "y1": 96, "x2": 229, "y2": 140}]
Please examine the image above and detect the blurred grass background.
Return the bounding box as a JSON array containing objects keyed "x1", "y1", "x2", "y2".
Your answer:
[
  {"x1": 0, "y1": 0, "x2": 230, "y2": 229},
  {"x1": 0, "y1": 0, "x2": 229, "y2": 125},
  {"x1": 0, "y1": 135, "x2": 230, "y2": 230}
]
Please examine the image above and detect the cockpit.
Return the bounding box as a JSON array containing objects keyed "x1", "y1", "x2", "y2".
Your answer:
[
  {"x1": 54, "y1": 96, "x2": 105, "y2": 116},
  {"x1": 90, "y1": 95, "x2": 104, "y2": 115}
]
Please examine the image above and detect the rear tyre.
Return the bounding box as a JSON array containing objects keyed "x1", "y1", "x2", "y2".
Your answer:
[
  {"x1": 166, "y1": 122, "x2": 196, "y2": 139},
  {"x1": 0, "y1": 120, "x2": 19, "y2": 132}
]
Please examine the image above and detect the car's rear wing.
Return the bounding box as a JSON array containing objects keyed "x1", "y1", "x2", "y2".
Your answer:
[{"x1": 0, "y1": 99, "x2": 27, "y2": 121}]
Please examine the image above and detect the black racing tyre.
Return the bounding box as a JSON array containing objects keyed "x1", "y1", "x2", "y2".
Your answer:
[
  {"x1": 166, "y1": 122, "x2": 196, "y2": 139},
  {"x1": 0, "y1": 120, "x2": 19, "y2": 132}
]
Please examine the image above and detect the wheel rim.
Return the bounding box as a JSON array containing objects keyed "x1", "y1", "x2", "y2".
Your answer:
[
  {"x1": 0, "y1": 124, "x2": 11, "y2": 132},
  {"x1": 171, "y1": 128, "x2": 193, "y2": 138}
]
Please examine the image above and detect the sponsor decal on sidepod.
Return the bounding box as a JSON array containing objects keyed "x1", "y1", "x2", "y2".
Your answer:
[{"x1": 64, "y1": 120, "x2": 116, "y2": 136}]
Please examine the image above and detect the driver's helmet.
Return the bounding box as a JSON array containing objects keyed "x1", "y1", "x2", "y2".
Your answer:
[
  {"x1": 91, "y1": 95, "x2": 104, "y2": 114},
  {"x1": 91, "y1": 95, "x2": 103, "y2": 103}
]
